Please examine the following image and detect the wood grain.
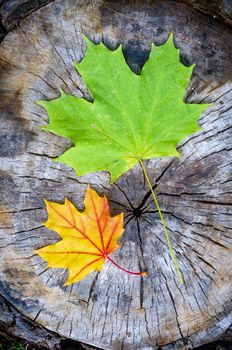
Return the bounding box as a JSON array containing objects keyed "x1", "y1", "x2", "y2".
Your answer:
[
  {"x1": 0, "y1": 294, "x2": 61, "y2": 349},
  {"x1": 181, "y1": 0, "x2": 232, "y2": 26},
  {"x1": 0, "y1": 1, "x2": 231, "y2": 349},
  {"x1": 0, "y1": 0, "x2": 54, "y2": 31}
]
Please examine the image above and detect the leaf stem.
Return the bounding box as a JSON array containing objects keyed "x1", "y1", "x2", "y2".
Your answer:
[
  {"x1": 139, "y1": 159, "x2": 184, "y2": 285},
  {"x1": 106, "y1": 255, "x2": 146, "y2": 276}
]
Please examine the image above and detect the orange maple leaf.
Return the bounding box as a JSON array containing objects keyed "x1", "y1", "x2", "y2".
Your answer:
[{"x1": 35, "y1": 186, "x2": 145, "y2": 285}]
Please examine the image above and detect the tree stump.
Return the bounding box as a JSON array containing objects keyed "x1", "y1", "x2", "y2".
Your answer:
[{"x1": 0, "y1": 1, "x2": 232, "y2": 349}]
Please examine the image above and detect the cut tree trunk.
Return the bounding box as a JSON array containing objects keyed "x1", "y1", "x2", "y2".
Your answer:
[{"x1": 0, "y1": 1, "x2": 232, "y2": 350}]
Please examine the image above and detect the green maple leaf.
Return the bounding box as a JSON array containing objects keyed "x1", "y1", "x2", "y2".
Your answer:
[
  {"x1": 38, "y1": 34, "x2": 207, "y2": 182},
  {"x1": 38, "y1": 34, "x2": 209, "y2": 284}
]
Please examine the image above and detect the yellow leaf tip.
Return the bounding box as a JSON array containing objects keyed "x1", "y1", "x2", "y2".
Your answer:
[{"x1": 63, "y1": 281, "x2": 71, "y2": 287}]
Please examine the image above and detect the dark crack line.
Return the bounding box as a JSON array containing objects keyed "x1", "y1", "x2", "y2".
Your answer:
[
  {"x1": 191, "y1": 229, "x2": 229, "y2": 250},
  {"x1": 108, "y1": 199, "x2": 130, "y2": 211},
  {"x1": 162, "y1": 272, "x2": 184, "y2": 339},
  {"x1": 114, "y1": 182, "x2": 134, "y2": 208},
  {"x1": 124, "y1": 213, "x2": 134, "y2": 227},
  {"x1": 137, "y1": 159, "x2": 175, "y2": 211},
  {"x1": 87, "y1": 272, "x2": 99, "y2": 304}
]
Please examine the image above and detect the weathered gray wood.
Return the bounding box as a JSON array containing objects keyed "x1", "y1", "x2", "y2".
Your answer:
[
  {"x1": 0, "y1": 294, "x2": 61, "y2": 349},
  {"x1": 1, "y1": 0, "x2": 231, "y2": 40},
  {"x1": 0, "y1": 0, "x2": 54, "y2": 31},
  {"x1": 182, "y1": 0, "x2": 232, "y2": 26},
  {"x1": 0, "y1": 1, "x2": 232, "y2": 349}
]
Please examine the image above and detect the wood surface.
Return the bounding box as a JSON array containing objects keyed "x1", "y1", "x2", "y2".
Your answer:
[
  {"x1": 0, "y1": 0, "x2": 232, "y2": 349},
  {"x1": 1, "y1": 0, "x2": 232, "y2": 37},
  {"x1": 0, "y1": 294, "x2": 61, "y2": 349},
  {"x1": 182, "y1": 0, "x2": 232, "y2": 26},
  {"x1": 0, "y1": 0, "x2": 53, "y2": 31}
]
